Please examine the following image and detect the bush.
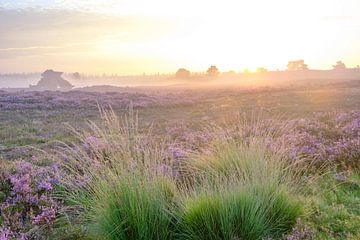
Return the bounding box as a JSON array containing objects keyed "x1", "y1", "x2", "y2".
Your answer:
[{"x1": 0, "y1": 160, "x2": 60, "y2": 239}]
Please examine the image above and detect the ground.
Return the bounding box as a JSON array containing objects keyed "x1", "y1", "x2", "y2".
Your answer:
[{"x1": 0, "y1": 80, "x2": 359, "y2": 239}]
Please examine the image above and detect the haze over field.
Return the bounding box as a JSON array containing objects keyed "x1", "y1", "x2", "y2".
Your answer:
[
  {"x1": 1, "y1": 0, "x2": 360, "y2": 76},
  {"x1": 2, "y1": 1, "x2": 360, "y2": 240}
]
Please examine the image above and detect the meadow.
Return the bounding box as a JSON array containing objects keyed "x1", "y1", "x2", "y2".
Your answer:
[{"x1": 0, "y1": 81, "x2": 360, "y2": 239}]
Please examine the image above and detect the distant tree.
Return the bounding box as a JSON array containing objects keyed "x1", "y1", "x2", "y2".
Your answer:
[
  {"x1": 256, "y1": 67, "x2": 268, "y2": 73},
  {"x1": 73, "y1": 72, "x2": 81, "y2": 79},
  {"x1": 287, "y1": 60, "x2": 308, "y2": 71},
  {"x1": 207, "y1": 65, "x2": 219, "y2": 76},
  {"x1": 30, "y1": 69, "x2": 73, "y2": 91},
  {"x1": 175, "y1": 68, "x2": 191, "y2": 78},
  {"x1": 332, "y1": 61, "x2": 346, "y2": 70}
]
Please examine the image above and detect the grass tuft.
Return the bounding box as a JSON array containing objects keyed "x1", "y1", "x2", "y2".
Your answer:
[
  {"x1": 58, "y1": 108, "x2": 304, "y2": 239},
  {"x1": 86, "y1": 177, "x2": 175, "y2": 240}
]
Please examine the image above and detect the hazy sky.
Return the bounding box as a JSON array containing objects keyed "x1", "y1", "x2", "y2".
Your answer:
[{"x1": 1, "y1": 0, "x2": 360, "y2": 74}]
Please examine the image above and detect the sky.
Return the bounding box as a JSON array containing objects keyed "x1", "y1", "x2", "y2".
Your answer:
[{"x1": 1, "y1": 0, "x2": 360, "y2": 74}]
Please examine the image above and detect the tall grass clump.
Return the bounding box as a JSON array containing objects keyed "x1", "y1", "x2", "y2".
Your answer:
[
  {"x1": 178, "y1": 185, "x2": 301, "y2": 240},
  {"x1": 177, "y1": 117, "x2": 304, "y2": 240},
  {"x1": 83, "y1": 177, "x2": 175, "y2": 240},
  {"x1": 57, "y1": 108, "x2": 306, "y2": 239},
  {"x1": 57, "y1": 106, "x2": 178, "y2": 239}
]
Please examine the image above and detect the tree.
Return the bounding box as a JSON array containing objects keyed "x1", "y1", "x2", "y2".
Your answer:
[
  {"x1": 286, "y1": 60, "x2": 308, "y2": 71},
  {"x1": 73, "y1": 72, "x2": 81, "y2": 79},
  {"x1": 332, "y1": 61, "x2": 346, "y2": 70},
  {"x1": 30, "y1": 69, "x2": 73, "y2": 91},
  {"x1": 206, "y1": 65, "x2": 219, "y2": 76},
  {"x1": 175, "y1": 68, "x2": 191, "y2": 78}
]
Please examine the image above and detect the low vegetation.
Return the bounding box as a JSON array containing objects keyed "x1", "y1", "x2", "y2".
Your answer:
[{"x1": 1, "y1": 86, "x2": 359, "y2": 239}]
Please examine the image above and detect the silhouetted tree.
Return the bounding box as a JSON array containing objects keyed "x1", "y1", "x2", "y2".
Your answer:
[
  {"x1": 175, "y1": 68, "x2": 191, "y2": 78},
  {"x1": 332, "y1": 61, "x2": 346, "y2": 70},
  {"x1": 73, "y1": 72, "x2": 81, "y2": 79},
  {"x1": 207, "y1": 65, "x2": 219, "y2": 76},
  {"x1": 287, "y1": 60, "x2": 308, "y2": 71},
  {"x1": 29, "y1": 70, "x2": 73, "y2": 91}
]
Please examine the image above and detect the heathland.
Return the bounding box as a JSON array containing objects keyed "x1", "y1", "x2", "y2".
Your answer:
[{"x1": 1, "y1": 80, "x2": 360, "y2": 239}]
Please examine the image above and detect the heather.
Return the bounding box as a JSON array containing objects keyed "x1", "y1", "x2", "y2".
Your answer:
[
  {"x1": 1, "y1": 85, "x2": 360, "y2": 239},
  {"x1": 0, "y1": 159, "x2": 60, "y2": 239}
]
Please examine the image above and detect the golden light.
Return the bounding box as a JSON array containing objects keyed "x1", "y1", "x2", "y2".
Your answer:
[{"x1": 1, "y1": 0, "x2": 360, "y2": 74}]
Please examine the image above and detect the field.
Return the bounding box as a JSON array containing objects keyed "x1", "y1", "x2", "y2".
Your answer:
[{"x1": 1, "y1": 81, "x2": 360, "y2": 239}]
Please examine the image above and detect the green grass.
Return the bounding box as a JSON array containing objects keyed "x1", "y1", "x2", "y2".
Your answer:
[
  {"x1": 85, "y1": 177, "x2": 176, "y2": 240},
  {"x1": 178, "y1": 185, "x2": 301, "y2": 240},
  {"x1": 177, "y1": 134, "x2": 303, "y2": 240},
  {"x1": 55, "y1": 176, "x2": 179, "y2": 240},
  {"x1": 57, "y1": 109, "x2": 304, "y2": 240},
  {"x1": 2, "y1": 86, "x2": 360, "y2": 239},
  {"x1": 304, "y1": 173, "x2": 360, "y2": 239}
]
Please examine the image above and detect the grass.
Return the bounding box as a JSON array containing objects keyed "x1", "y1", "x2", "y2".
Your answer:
[
  {"x1": 178, "y1": 185, "x2": 301, "y2": 240},
  {"x1": 85, "y1": 177, "x2": 175, "y2": 240},
  {"x1": 2, "y1": 86, "x2": 360, "y2": 239},
  {"x1": 176, "y1": 127, "x2": 303, "y2": 240},
  {"x1": 57, "y1": 109, "x2": 305, "y2": 239},
  {"x1": 304, "y1": 172, "x2": 360, "y2": 239},
  {"x1": 3, "y1": 105, "x2": 357, "y2": 239},
  {"x1": 58, "y1": 107, "x2": 178, "y2": 239},
  {"x1": 3, "y1": 83, "x2": 360, "y2": 160}
]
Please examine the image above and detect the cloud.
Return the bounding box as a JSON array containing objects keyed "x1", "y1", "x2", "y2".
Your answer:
[
  {"x1": 0, "y1": 41, "x2": 96, "y2": 59},
  {"x1": 0, "y1": 8, "x2": 176, "y2": 58},
  {"x1": 0, "y1": 41, "x2": 96, "y2": 51}
]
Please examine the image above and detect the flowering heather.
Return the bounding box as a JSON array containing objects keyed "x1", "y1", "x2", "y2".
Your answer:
[
  {"x1": 0, "y1": 161, "x2": 60, "y2": 239},
  {"x1": 163, "y1": 111, "x2": 360, "y2": 171},
  {"x1": 198, "y1": 112, "x2": 360, "y2": 170},
  {"x1": 0, "y1": 90, "x2": 204, "y2": 111},
  {"x1": 285, "y1": 218, "x2": 314, "y2": 240},
  {"x1": 83, "y1": 135, "x2": 106, "y2": 153},
  {"x1": 282, "y1": 111, "x2": 360, "y2": 170},
  {"x1": 1, "y1": 87, "x2": 360, "y2": 238},
  {"x1": 165, "y1": 124, "x2": 212, "y2": 154}
]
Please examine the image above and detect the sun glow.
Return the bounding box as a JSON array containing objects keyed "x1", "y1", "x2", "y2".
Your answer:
[
  {"x1": 90, "y1": 0, "x2": 360, "y2": 73},
  {"x1": 1, "y1": 0, "x2": 360, "y2": 73}
]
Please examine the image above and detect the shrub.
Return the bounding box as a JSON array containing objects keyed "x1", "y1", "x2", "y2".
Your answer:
[
  {"x1": 0, "y1": 160, "x2": 60, "y2": 239},
  {"x1": 283, "y1": 112, "x2": 360, "y2": 171}
]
